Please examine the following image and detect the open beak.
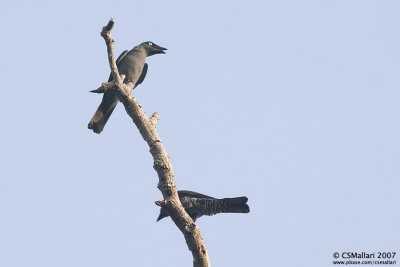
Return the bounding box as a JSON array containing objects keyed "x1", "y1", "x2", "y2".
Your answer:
[{"x1": 154, "y1": 44, "x2": 167, "y2": 54}]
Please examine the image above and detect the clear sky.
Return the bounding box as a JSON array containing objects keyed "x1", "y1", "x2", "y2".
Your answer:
[{"x1": 1, "y1": 1, "x2": 399, "y2": 266}]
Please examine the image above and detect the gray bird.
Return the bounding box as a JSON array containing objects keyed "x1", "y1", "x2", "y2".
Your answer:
[
  {"x1": 88, "y1": 41, "x2": 167, "y2": 133},
  {"x1": 157, "y1": 190, "x2": 250, "y2": 222}
]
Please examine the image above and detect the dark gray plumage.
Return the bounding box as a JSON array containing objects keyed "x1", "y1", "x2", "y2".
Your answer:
[
  {"x1": 88, "y1": 41, "x2": 167, "y2": 134},
  {"x1": 157, "y1": 190, "x2": 250, "y2": 222}
]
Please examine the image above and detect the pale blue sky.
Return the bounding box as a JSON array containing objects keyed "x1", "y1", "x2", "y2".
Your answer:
[{"x1": 1, "y1": 1, "x2": 399, "y2": 266}]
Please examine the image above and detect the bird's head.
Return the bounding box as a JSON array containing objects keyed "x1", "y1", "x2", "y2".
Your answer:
[{"x1": 140, "y1": 41, "x2": 167, "y2": 56}]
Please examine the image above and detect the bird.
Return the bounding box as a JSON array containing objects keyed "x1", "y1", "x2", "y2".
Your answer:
[
  {"x1": 157, "y1": 190, "x2": 250, "y2": 222},
  {"x1": 88, "y1": 41, "x2": 167, "y2": 134}
]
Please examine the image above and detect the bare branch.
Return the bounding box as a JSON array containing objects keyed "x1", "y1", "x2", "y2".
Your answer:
[
  {"x1": 100, "y1": 18, "x2": 123, "y2": 85},
  {"x1": 90, "y1": 75, "x2": 126, "y2": 94},
  {"x1": 155, "y1": 200, "x2": 166, "y2": 207},
  {"x1": 99, "y1": 19, "x2": 210, "y2": 267},
  {"x1": 101, "y1": 19, "x2": 114, "y2": 32},
  {"x1": 89, "y1": 82, "x2": 113, "y2": 94},
  {"x1": 149, "y1": 112, "x2": 160, "y2": 128}
]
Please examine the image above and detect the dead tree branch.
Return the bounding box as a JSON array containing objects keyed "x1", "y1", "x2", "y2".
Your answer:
[{"x1": 97, "y1": 19, "x2": 210, "y2": 267}]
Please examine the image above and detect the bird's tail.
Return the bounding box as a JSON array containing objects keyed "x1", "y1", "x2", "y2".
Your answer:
[
  {"x1": 218, "y1": 197, "x2": 250, "y2": 214},
  {"x1": 88, "y1": 93, "x2": 119, "y2": 134}
]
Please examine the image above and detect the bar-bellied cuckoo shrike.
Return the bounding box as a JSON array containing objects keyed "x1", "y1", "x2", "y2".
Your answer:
[{"x1": 88, "y1": 41, "x2": 167, "y2": 133}]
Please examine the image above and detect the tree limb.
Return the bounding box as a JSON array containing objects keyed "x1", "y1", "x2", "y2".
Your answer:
[
  {"x1": 99, "y1": 19, "x2": 210, "y2": 267},
  {"x1": 149, "y1": 112, "x2": 160, "y2": 128},
  {"x1": 90, "y1": 75, "x2": 126, "y2": 94}
]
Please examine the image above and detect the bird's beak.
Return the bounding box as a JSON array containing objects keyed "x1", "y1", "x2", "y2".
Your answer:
[{"x1": 154, "y1": 44, "x2": 167, "y2": 54}]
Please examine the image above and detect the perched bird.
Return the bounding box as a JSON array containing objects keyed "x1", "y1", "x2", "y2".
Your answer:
[
  {"x1": 157, "y1": 190, "x2": 250, "y2": 222},
  {"x1": 88, "y1": 41, "x2": 167, "y2": 133}
]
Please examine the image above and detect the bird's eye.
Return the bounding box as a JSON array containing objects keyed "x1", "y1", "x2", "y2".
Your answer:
[{"x1": 148, "y1": 42, "x2": 153, "y2": 46}]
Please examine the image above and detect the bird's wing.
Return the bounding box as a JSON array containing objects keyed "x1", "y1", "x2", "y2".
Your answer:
[
  {"x1": 107, "y1": 50, "x2": 130, "y2": 82},
  {"x1": 136, "y1": 63, "x2": 148, "y2": 85},
  {"x1": 178, "y1": 190, "x2": 216, "y2": 199}
]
